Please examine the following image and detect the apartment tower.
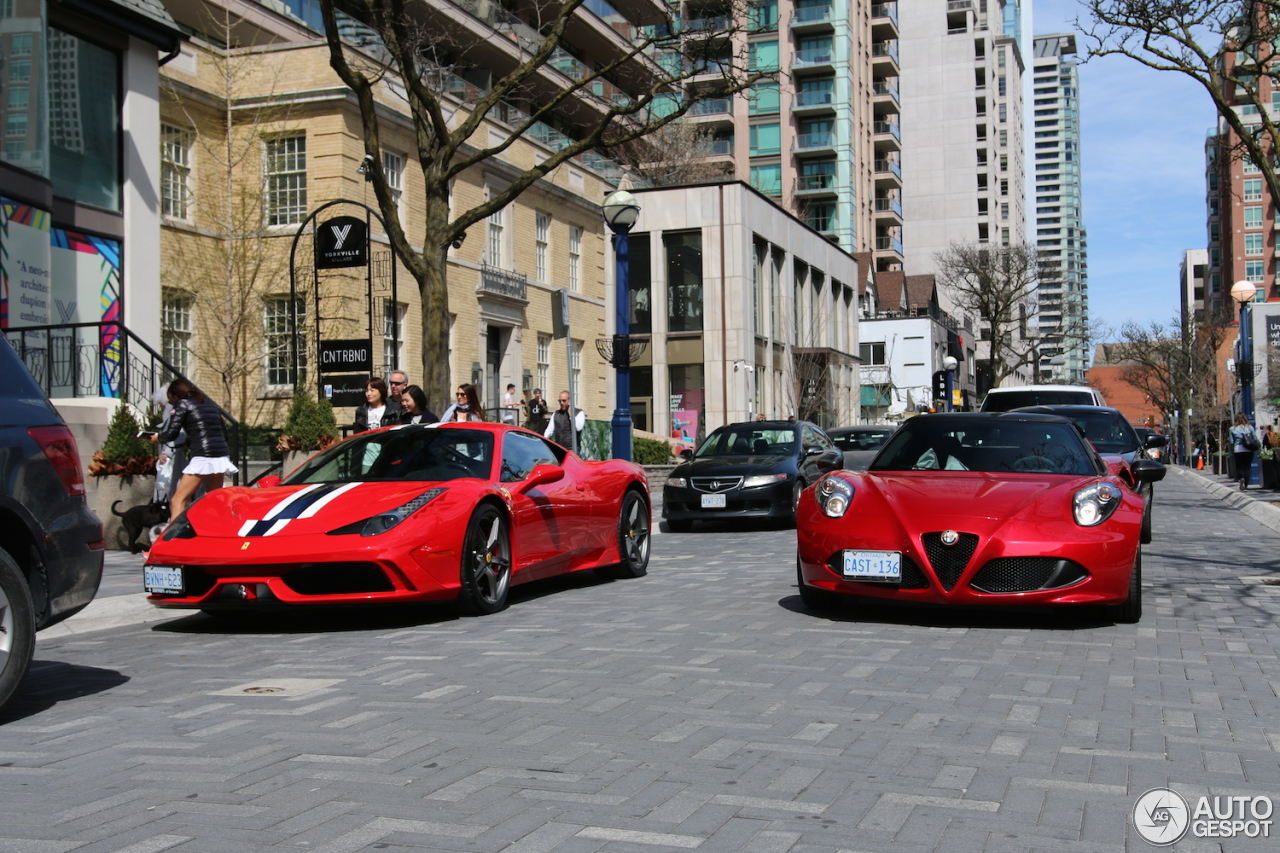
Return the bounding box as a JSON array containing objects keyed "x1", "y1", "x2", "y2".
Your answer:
[{"x1": 1031, "y1": 32, "x2": 1089, "y2": 384}]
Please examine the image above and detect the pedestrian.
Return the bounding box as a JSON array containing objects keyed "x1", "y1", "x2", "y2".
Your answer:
[
  {"x1": 525, "y1": 388, "x2": 550, "y2": 433},
  {"x1": 387, "y1": 369, "x2": 409, "y2": 414},
  {"x1": 440, "y1": 384, "x2": 487, "y2": 422},
  {"x1": 1192, "y1": 438, "x2": 1204, "y2": 470},
  {"x1": 1229, "y1": 412, "x2": 1260, "y2": 490},
  {"x1": 1262, "y1": 424, "x2": 1279, "y2": 450},
  {"x1": 544, "y1": 390, "x2": 585, "y2": 450},
  {"x1": 398, "y1": 385, "x2": 438, "y2": 424},
  {"x1": 353, "y1": 377, "x2": 399, "y2": 433},
  {"x1": 153, "y1": 379, "x2": 237, "y2": 522},
  {"x1": 501, "y1": 383, "x2": 523, "y2": 425}
]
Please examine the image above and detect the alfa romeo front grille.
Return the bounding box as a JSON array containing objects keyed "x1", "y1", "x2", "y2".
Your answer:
[{"x1": 921, "y1": 532, "x2": 979, "y2": 591}]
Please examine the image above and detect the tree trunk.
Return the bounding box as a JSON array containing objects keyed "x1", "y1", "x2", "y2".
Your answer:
[{"x1": 419, "y1": 244, "x2": 453, "y2": 414}]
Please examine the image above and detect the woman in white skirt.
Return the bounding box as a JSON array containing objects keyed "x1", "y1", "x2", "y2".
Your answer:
[{"x1": 153, "y1": 378, "x2": 238, "y2": 522}]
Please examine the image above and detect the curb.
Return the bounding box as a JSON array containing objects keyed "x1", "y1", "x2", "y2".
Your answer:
[
  {"x1": 1170, "y1": 465, "x2": 1280, "y2": 536},
  {"x1": 37, "y1": 594, "x2": 179, "y2": 642}
]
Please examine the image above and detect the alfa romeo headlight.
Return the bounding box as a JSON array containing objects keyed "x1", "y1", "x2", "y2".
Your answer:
[
  {"x1": 742, "y1": 473, "x2": 787, "y2": 488},
  {"x1": 817, "y1": 475, "x2": 853, "y2": 518},
  {"x1": 1073, "y1": 481, "x2": 1121, "y2": 526}
]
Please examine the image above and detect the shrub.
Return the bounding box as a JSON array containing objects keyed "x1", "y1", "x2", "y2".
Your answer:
[
  {"x1": 633, "y1": 435, "x2": 675, "y2": 465},
  {"x1": 89, "y1": 404, "x2": 156, "y2": 476},
  {"x1": 278, "y1": 391, "x2": 338, "y2": 452}
]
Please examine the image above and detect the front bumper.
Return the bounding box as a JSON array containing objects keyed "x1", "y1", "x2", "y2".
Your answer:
[{"x1": 662, "y1": 479, "x2": 794, "y2": 521}]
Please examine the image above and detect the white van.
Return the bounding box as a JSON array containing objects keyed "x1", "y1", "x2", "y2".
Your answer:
[{"x1": 979, "y1": 385, "x2": 1106, "y2": 412}]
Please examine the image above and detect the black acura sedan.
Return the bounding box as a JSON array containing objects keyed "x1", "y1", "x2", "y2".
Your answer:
[{"x1": 662, "y1": 420, "x2": 843, "y2": 531}]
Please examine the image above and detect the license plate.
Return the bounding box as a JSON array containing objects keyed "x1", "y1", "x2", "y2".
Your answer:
[
  {"x1": 701, "y1": 493, "x2": 727, "y2": 509},
  {"x1": 145, "y1": 565, "x2": 184, "y2": 595},
  {"x1": 842, "y1": 550, "x2": 901, "y2": 583}
]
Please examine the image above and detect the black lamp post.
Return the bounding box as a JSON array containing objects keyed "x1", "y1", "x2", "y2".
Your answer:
[
  {"x1": 1231, "y1": 279, "x2": 1259, "y2": 486},
  {"x1": 603, "y1": 190, "x2": 641, "y2": 461}
]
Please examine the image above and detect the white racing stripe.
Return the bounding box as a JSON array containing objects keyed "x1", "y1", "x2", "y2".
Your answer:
[
  {"x1": 298, "y1": 482, "x2": 362, "y2": 518},
  {"x1": 262, "y1": 519, "x2": 291, "y2": 536},
  {"x1": 237, "y1": 520, "x2": 256, "y2": 537},
  {"x1": 262, "y1": 484, "x2": 324, "y2": 520}
]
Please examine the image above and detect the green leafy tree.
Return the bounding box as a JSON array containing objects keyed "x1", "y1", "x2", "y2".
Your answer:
[{"x1": 280, "y1": 392, "x2": 338, "y2": 452}]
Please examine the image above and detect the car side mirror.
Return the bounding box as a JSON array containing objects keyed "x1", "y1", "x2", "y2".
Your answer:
[
  {"x1": 680, "y1": 448, "x2": 694, "y2": 460},
  {"x1": 1143, "y1": 434, "x2": 1168, "y2": 449},
  {"x1": 804, "y1": 445, "x2": 823, "y2": 457},
  {"x1": 256, "y1": 475, "x2": 281, "y2": 488},
  {"x1": 521, "y1": 464, "x2": 564, "y2": 490},
  {"x1": 1130, "y1": 458, "x2": 1166, "y2": 484}
]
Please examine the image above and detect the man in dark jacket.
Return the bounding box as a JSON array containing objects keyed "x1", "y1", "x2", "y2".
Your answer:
[
  {"x1": 544, "y1": 390, "x2": 584, "y2": 452},
  {"x1": 525, "y1": 388, "x2": 550, "y2": 433}
]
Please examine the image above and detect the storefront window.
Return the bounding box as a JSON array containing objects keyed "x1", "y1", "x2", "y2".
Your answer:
[
  {"x1": 665, "y1": 231, "x2": 702, "y2": 332},
  {"x1": 49, "y1": 29, "x2": 119, "y2": 210},
  {"x1": 0, "y1": 4, "x2": 45, "y2": 176},
  {"x1": 627, "y1": 232, "x2": 651, "y2": 334}
]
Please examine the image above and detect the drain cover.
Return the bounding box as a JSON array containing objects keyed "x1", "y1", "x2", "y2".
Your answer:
[{"x1": 210, "y1": 678, "x2": 343, "y2": 697}]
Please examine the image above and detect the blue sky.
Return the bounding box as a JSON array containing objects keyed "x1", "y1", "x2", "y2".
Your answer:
[{"x1": 1029, "y1": 0, "x2": 1215, "y2": 333}]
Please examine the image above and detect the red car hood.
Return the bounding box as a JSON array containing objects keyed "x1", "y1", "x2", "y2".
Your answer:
[
  {"x1": 866, "y1": 471, "x2": 1091, "y2": 530},
  {"x1": 186, "y1": 481, "x2": 447, "y2": 538}
]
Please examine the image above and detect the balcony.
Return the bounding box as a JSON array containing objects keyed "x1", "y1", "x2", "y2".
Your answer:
[
  {"x1": 688, "y1": 98, "x2": 733, "y2": 117},
  {"x1": 871, "y1": 3, "x2": 898, "y2": 36},
  {"x1": 685, "y1": 15, "x2": 729, "y2": 34},
  {"x1": 790, "y1": 4, "x2": 833, "y2": 32},
  {"x1": 529, "y1": 121, "x2": 574, "y2": 151},
  {"x1": 548, "y1": 48, "x2": 589, "y2": 82},
  {"x1": 709, "y1": 138, "x2": 735, "y2": 156},
  {"x1": 794, "y1": 89, "x2": 835, "y2": 113},
  {"x1": 875, "y1": 235, "x2": 904, "y2": 255},
  {"x1": 871, "y1": 41, "x2": 899, "y2": 74},
  {"x1": 794, "y1": 131, "x2": 837, "y2": 154},
  {"x1": 874, "y1": 196, "x2": 903, "y2": 217},
  {"x1": 792, "y1": 47, "x2": 835, "y2": 72},
  {"x1": 795, "y1": 172, "x2": 838, "y2": 194},
  {"x1": 874, "y1": 158, "x2": 902, "y2": 186},
  {"x1": 478, "y1": 264, "x2": 529, "y2": 303},
  {"x1": 872, "y1": 120, "x2": 900, "y2": 141},
  {"x1": 872, "y1": 80, "x2": 900, "y2": 111}
]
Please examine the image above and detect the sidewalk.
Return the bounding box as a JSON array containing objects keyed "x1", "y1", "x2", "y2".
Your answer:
[{"x1": 1172, "y1": 461, "x2": 1280, "y2": 536}]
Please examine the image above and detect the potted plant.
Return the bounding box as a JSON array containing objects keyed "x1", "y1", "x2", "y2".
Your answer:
[
  {"x1": 277, "y1": 391, "x2": 338, "y2": 477},
  {"x1": 1212, "y1": 450, "x2": 1231, "y2": 476},
  {"x1": 89, "y1": 403, "x2": 158, "y2": 550},
  {"x1": 1261, "y1": 447, "x2": 1278, "y2": 489}
]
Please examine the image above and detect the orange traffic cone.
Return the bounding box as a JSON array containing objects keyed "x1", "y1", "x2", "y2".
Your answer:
[{"x1": 1196, "y1": 456, "x2": 1204, "y2": 470}]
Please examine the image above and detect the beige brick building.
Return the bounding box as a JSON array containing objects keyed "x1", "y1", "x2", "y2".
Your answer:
[{"x1": 158, "y1": 1, "x2": 621, "y2": 431}]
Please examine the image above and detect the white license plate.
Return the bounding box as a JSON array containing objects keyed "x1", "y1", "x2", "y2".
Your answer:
[
  {"x1": 145, "y1": 565, "x2": 184, "y2": 595},
  {"x1": 842, "y1": 550, "x2": 901, "y2": 583},
  {"x1": 701, "y1": 493, "x2": 727, "y2": 509}
]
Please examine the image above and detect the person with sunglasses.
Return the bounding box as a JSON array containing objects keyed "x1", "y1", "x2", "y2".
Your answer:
[
  {"x1": 440, "y1": 383, "x2": 487, "y2": 423},
  {"x1": 544, "y1": 390, "x2": 584, "y2": 451},
  {"x1": 387, "y1": 370, "x2": 409, "y2": 408}
]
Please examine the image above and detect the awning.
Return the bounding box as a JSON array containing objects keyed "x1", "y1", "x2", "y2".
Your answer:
[{"x1": 861, "y1": 385, "x2": 891, "y2": 406}]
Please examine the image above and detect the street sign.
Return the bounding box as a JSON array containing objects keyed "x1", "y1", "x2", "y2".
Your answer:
[
  {"x1": 315, "y1": 216, "x2": 368, "y2": 269},
  {"x1": 322, "y1": 373, "x2": 369, "y2": 408},
  {"x1": 319, "y1": 338, "x2": 373, "y2": 373}
]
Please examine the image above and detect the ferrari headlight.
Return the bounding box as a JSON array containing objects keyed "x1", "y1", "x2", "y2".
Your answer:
[
  {"x1": 161, "y1": 511, "x2": 197, "y2": 540},
  {"x1": 1073, "y1": 482, "x2": 1121, "y2": 527},
  {"x1": 742, "y1": 473, "x2": 788, "y2": 488},
  {"x1": 666, "y1": 476, "x2": 687, "y2": 488},
  {"x1": 327, "y1": 487, "x2": 447, "y2": 536},
  {"x1": 817, "y1": 475, "x2": 853, "y2": 518}
]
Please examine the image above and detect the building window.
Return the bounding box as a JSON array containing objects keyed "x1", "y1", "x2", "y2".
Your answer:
[
  {"x1": 5, "y1": 114, "x2": 26, "y2": 137},
  {"x1": 161, "y1": 125, "x2": 192, "y2": 219},
  {"x1": 749, "y1": 81, "x2": 780, "y2": 115},
  {"x1": 859, "y1": 341, "x2": 885, "y2": 365},
  {"x1": 1244, "y1": 206, "x2": 1264, "y2": 229},
  {"x1": 486, "y1": 197, "x2": 505, "y2": 267},
  {"x1": 569, "y1": 225, "x2": 582, "y2": 292},
  {"x1": 10, "y1": 32, "x2": 31, "y2": 55},
  {"x1": 748, "y1": 0, "x2": 778, "y2": 31},
  {"x1": 628, "y1": 231, "x2": 652, "y2": 334},
  {"x1": 1244, "y1": 158, "x2": 1261, "y2": 174},
  {"x1": 265, "y1": 135, "x2": 307, "y2": 226},
  {"x1": 162, "y1": 291, "x2": 194, "y2": 376},
  {"x1": 49, "y1": 29, "x2": 119, "y2": 209},
  {"x1": 535, "y1": 212, "x2": 550, "y2": 282},
  {"x1": 749, "y1": 40, "x2": 779, "y2": 71},
  {"x1": 1246, "y1": 233, "x2": 1265, "y2": 256},
  {"x1": 383, "y1": 300, "x2": 406, "y2": 376},
  {"x1": 998, "y1": 103, "x2": 1007, "y2": 122},
  {"x1": 749, "y1": 123, "x2": 781, "y2": 156},
  {"x1": 264, "y1": 297, "x2": 306, "y2": 388},
  {"x1": 1246, "y1": 260, "x2": 1265, "y2": 283},
  {"x1": 1244, "y1": 178, "x2": 1264, "y2": 201},
  {"x1": 666, "y1": 231, "x2": 703, "y2": 333},
  {"x1": 383, "y1": 150, "x2": 404, "y2": 211},
  {"x1": 537, "y1": 334, "x2": 551, "y2": 393},
  {"x1": 6, "y1": 86, "x2": 27, "y2": 111},
  {"x1": 571, "y1": 339, "x2": 583, "y2": 406},
  {"x1": 750, "y1": 163, "x2": 782, "y2": 195}
]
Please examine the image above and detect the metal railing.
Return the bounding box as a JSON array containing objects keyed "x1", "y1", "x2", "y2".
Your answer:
[
  {"x1": 689, "y1": 98, "x2": 733, "y2": 116},
  {"x1": 479, "y1": 264, "x2": 529, "y2": 301},
  {"x1": 793, "y1": 47, "x2": 834, "y2": 65},
  {"x1": 873, "y1": 120, "x2": 901, "y2": 140},
  {"x1": 875, "y1": 196, "x2": 903, "y2": 216},
  {"x1": 791, "y1": 5, "x2": 832, "y2": 25},
  {"x1": 871, "y1": 3, "x2": 898, "y2": 25},
  {"x1": 4, "y1": 321, "x2": 251, "y2": 484},
  {"x1": 874, "y1": 158, "x2": 902, "y2": 179},
  {"x1": 795, "y1": 89, "x2": 834, "y2": 108},
  {"x1": 872, "y1": 42, "x2": 899, "y2": 64},
  {"x1": 796, "y1": 172, "x2": 836, "y2": 191},
  {"x1": 794, "y1": 131, "x2": 836, "y2": 150}
]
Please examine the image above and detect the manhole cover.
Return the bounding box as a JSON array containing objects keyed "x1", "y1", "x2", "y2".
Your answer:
[
  {"x1": 242, "y1": 686, "x2": 285, "y2": 694},
  {"x1": 210, "y1": 678, "x2": 343, "y2": 697}
]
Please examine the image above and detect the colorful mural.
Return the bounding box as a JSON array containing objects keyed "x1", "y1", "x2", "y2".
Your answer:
[{"x1": 52, "y1": 229, "x2": 122, "y2": 396}]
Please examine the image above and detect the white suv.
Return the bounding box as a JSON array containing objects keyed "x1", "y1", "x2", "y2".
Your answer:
[{"x1": 979, "y1": 385, "x2": 1106, "y2": 412}]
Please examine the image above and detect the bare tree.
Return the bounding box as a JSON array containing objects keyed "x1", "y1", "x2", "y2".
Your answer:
[
  {"x1": 609, "y1": 120, "x2": 736, "y2": 188},
  {"x1": 1082, "y1": 1, "x2": 1280, "y2": 204},
  {"x1": 161, "y1": 10, "x2": 296, "y2": 422},
  {"x1": 317, "y1": 0, "x2": 772, "y2": 405},
  {"x1": 933, "y1": 242, "x2": 1089, "y2": 390}
]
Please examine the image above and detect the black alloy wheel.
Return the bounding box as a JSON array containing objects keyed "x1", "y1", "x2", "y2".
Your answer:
[
  {"x1": 0, "y1": 547, "x2": 36, "y2": 711},
  {"x1": 457, "y1": 504, "x2": 512, "y2": 615},
  {"x1": 601, "y1": 489, "x2": 650, "y2": 579},
  {"x1": 1112, "y1": 549, "x2": 1142, "y2": 624}
]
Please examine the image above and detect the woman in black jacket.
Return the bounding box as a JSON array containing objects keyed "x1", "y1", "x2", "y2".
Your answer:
[
  {"x1": 154, "y1": 379, "x2": 237, "y2": 522},
  {"x1": 353, "y1": 377, "x2": 399, "y2": 433},
  {"x1": 398, "y1": 385, "x2": 438, "y2": 424}
]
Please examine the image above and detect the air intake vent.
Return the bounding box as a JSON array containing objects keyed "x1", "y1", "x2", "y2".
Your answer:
[{"x1": 921, "y1": 532, "x2": 979, "y2": 591}]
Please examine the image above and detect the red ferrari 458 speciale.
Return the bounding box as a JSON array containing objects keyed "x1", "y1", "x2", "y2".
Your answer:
[
  {"x1": 796, "y1": 412, "x2": 1164, "y2": 623},
  {"x1": 144, "y1": 423, "x2": 650, "y2": 615}
]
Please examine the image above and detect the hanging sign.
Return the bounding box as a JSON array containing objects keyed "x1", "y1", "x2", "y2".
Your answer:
[
  {"x1": 315, "y1": 215, "x2": 368, "y2": 268},
  {"x1": 319, "y1": 338, "x2": 373, "y2": 373}
]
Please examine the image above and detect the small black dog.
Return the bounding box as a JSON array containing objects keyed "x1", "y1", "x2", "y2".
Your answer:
[{"x1": 112, "y1": 499, "x2": 169, "y2": 553}]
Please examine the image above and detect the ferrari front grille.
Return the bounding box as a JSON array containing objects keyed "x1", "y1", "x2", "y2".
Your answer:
[
  {"x1": 921, "y1": 532, "x2": 979, "y2": 591},
  {"x1": 284, "y1": 563, "x2": 396, "y2": 595},
  {"x1": 969, "y1": 558, "x2": 1088, "y2": 594}
]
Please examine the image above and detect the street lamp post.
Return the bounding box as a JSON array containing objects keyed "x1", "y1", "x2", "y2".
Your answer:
[
  {"x1": 603, "y1": 190, "x2": 641, "y2": 461},
  {"x1": 942, "y1": 355, "x2": 958, "y2": 412},
  {"x1": 1231, "y1": 279, "x2": 1259, "y2": 486}
]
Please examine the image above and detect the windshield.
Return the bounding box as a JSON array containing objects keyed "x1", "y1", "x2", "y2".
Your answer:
[
  {"x1": 696, "y1": 426, "x2": 797, "y2": 458},
  {"x1": 831, "y1": 429, "x2": 893, "y2": 452},
  {"x1": 1055, "y1": 412, "x2": 1139, "y2": 455},
  {"x1": 870, "y1": 419, "x2": 1102, "y2": 476},
  {"x1": 982, "y1": 390, "x2": 1096, "y2": 412},
  {"x1": 284, "y1": 427, "x2": 494, "y2": 484}
]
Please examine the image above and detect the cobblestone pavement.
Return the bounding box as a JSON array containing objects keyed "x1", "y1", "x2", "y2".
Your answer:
[{"x1": 4, "y1": 471, "x2": 1280, "y2": 853}]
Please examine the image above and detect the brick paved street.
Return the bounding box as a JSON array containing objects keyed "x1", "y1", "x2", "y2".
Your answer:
[{"x1": 4, "y1": 468, "x2": 1280, "y2": 852}]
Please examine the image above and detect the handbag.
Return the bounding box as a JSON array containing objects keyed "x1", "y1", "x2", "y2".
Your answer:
[{"x1": 1244, "y1": 429, "x2": 1261, "y2": 451}]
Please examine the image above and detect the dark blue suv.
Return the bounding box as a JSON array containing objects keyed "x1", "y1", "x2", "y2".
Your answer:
[{"x1": 0, "y1": 337, "x2": 103, "y2": 711}]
